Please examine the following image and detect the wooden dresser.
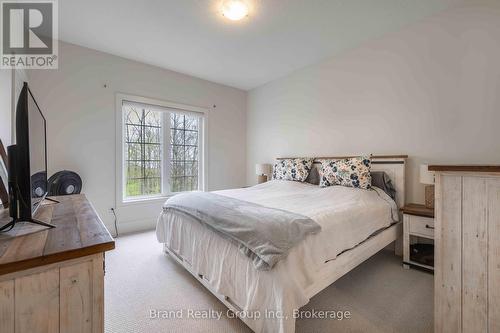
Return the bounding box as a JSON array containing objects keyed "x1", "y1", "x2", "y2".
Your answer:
[
  {"x1": 430, "y1": 165, "x2": 500, "y2": 333},
  {"x1": 0, "y1": 194, "x2": 115, "y2": 333}
]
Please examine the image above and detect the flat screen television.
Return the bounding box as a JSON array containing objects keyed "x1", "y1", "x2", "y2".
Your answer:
[{"x1": 2, "y1": 82, "x2": 55, "y2": 230}]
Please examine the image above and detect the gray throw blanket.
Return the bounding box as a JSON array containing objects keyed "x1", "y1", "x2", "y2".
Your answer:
[{"x1": 163, "y1": 192, "x2": 321, "y2": 270}]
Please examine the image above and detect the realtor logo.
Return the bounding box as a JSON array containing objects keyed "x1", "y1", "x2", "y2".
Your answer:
[{"x1": 1, "y1": 0, "x2": 58, "y2": 68}]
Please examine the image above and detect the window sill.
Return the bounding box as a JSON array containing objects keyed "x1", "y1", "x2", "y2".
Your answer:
[
  {"x1": 118, "y1": 195, "x2": 174, "y2": 207},
  {"x1": 117, "y1": 190, "x2": 204, "y2": 207}
]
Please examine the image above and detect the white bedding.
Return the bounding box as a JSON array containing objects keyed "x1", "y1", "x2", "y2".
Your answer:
[{"x1": 156, "y1": 180, "x2": 398, "y2": 333}]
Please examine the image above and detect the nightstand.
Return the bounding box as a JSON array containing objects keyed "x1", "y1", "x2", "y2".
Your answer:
[{"x1": 401, "y1": 203, "x2": 434, "y2": 271}]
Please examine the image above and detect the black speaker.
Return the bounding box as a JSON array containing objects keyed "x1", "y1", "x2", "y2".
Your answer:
[
  {"x1": 48, "y1": 171, "x2": 82, "y2": 196},
  {"x1": 31, "y1": 171, "x2": 47, "y2": 198}
]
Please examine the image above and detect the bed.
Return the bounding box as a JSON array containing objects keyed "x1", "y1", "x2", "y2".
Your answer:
[{"x1": 156, "y1": 155, "x2": 406, "y2": 333}]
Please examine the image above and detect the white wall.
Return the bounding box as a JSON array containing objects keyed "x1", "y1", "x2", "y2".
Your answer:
[
  {"x1": 0, "y1": 70, "x2": 11, "y2": 207},
  {"x1": 247, "y1": 1, "x2": 500, "y2": 204},
  {"x1": 0, "y1": 68, "x2": 26, "y2": 149},
  {"x1": 12, "y1": 69, "x2": 29, "y2": 143},
  {"x1": 0, "y1": 70, "x2": 11, "y2": 147},
  {"x1": 28, "y1": 42, "x2": 247, "y2": 233},
  {"x1": 0, "y1": 68, "x2": 27, "y2": 207}
]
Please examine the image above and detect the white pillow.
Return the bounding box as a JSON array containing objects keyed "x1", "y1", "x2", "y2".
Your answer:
[
  {"x1": 272, "y1": 158, "x2": 314, "y2": 182},
  {"x1": 319, "y1": 156, "x2": 372, "y2": 189}
]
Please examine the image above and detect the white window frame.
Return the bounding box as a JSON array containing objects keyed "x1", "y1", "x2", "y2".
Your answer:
[{"x1": 115, "y1": 93, "x2": 208, "y2": 207}]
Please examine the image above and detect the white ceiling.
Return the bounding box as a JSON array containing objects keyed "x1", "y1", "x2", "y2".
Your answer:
[{"x1": 59, "y1": 0, "x2": 461, "y2": 90}]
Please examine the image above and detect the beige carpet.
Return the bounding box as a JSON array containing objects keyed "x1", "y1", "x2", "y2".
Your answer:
[{"x1": 105, "y1": 231, "x2": 433, "y2": 333}]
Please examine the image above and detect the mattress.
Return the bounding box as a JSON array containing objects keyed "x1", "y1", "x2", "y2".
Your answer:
[{"x1": 156, "y1": 180, "x2": 398, "y2": 333}]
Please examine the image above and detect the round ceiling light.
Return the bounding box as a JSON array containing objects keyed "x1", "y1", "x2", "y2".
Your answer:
[{"x1": 221, "y1": 0, "x2": 249, "y2": 21}]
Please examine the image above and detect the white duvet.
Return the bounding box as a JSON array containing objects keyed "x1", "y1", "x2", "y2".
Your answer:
[{"x1": 156, "y1": 180, "x2": 398, "y2": 333}]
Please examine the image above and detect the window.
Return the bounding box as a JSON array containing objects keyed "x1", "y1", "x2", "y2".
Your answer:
[
  {"x1": 119, "y1": 96, "x2": 205, "y2": 202},
  {"x1": 170, "y1": 113, "x2": 199, "y2": 192},
  {"x1": 124, "y1": 107, "x2": 162, "y2": 197}
]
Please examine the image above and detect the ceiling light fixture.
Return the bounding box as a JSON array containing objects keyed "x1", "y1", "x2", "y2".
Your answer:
[{"x1": 221, "y1": 0, "x2": 249, "y2": 21}]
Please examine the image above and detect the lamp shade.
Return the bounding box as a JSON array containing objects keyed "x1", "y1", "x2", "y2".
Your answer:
[
  {"x1": 255, "y1": 163, "x2": 272, "y2": 176},
  {"x1": 420, "y1": 164, "x2": 435, "y2": 184}
]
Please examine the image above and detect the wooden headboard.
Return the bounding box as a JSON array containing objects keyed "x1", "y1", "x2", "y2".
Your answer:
[
  {"x1": 368, "y1": 156, "x2": 406, "y2": 209},
  {"x1": 277, "y1": 155, "x2": 407, "y2": 209}
]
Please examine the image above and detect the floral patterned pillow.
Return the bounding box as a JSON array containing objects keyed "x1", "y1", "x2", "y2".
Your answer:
[
  {"x1": 272, "y1": 158, "x2": 314, "y2": 182},
  {"x1": 319, "y1": 156, "x2": 372, "y2": 189}
]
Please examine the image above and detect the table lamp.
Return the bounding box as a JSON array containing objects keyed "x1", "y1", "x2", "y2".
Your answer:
[
  {"x1": 256, "y1": 164, "x2": 272, "y2": 184},
  {"x1": 420, "y1": 164, "x2": 435, "y2": 209}
]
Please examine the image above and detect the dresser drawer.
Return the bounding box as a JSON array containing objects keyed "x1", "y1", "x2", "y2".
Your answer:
[{"x1": 408, "y1": 215, "x2": 434, "y2": 238}]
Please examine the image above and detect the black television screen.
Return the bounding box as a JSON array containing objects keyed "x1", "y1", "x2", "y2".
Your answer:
[
  {"x1": 13, "y1": 82, "x2": 48, "y2": 219},
  {"x1": 2, "y1": 82, "x2": 55, "y2": 231},
  {"x1": 28, "y1": 88, "x2": 48, "y2": 212}
]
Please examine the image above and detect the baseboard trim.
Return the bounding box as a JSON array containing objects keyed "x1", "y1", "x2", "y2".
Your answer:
[{"x1": 106, "y1": 218, "x2": 157, "y2": 236}]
